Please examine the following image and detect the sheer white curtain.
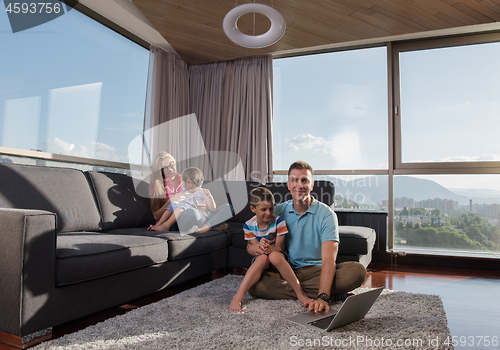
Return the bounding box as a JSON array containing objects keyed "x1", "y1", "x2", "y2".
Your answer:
[{"x1": 189, "y1": 55, "x2": 273, "y2": 182}]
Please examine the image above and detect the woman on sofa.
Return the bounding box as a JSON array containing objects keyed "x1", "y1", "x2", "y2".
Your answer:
[
  {"x1": 148, "y1": 152, "x2": 231, "y2": 233},
  {"x1": 148, "y1": 152, "x2": 186, "y2": 231}
]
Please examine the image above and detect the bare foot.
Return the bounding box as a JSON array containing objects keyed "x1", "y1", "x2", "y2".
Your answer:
[
  {"x1": 187, "y1": 224, "x2": 210, "y2": 234},
  {"x1": 213, "y1": 223, "x2": 228, "y2": 231},
  {"x1": 188, "y1": 225, "x2": 199, "y2": 233},
  {"x1": 229, "y1": 297, "x2": 244, "y2": 312},
  {"x1": 150, "y1": 223, "x2": 170, "y2": 232}
]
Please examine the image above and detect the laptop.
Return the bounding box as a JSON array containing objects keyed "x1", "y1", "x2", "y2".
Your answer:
[{"x1": 287, "y1": 287, "x2": 384, "y2": 332}]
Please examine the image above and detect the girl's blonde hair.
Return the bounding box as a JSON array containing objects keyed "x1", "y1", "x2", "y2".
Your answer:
[
  {"x1": 182, "y1": 167, "x2": 204, "y2": 187},
  {"x1": 149, "y1": 152, "x2": 175, "y2": 212}
]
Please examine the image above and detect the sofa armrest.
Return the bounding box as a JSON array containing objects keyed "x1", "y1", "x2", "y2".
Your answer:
[
  {"x1": 335, "y1": 209, "x2": 388, "y2": 263},
  {"x1": 0, "y1": 208, "x2": 57, "y2": 336}
]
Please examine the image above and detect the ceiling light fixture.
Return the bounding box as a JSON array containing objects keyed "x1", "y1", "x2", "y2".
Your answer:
[{"x1": 222, "y1": 3, "x2": 286, "y2": 49}]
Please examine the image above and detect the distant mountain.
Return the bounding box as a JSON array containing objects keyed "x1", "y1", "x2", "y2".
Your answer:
[
  {"x1": 274, "y1": 174, "x2": 500, "y2": 206},
  {"x1": 322, "y1": 175, "x2": 500, "y2": 206},
  {"x1": 449, "y1": 188, "x2": 500, "y2": 205},
  {"x1": 450, "y1": 188, "x2": 500, "y2": 198}
]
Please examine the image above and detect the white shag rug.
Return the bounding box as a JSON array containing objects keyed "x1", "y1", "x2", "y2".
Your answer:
[{"x1": 34, "y1": 275, "x2": 453, "y2": 350}]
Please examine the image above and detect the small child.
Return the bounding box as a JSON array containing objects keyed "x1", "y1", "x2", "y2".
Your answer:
[
  {"x1": 229, "y1": 187, "x2": 313, "y2": 312},
  {"x1": 149, "y1": 167, "x2": 215, "y2": 232}
]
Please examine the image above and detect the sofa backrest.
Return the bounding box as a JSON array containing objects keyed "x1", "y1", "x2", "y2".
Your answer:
[
  {"x1": 226, "y1": 180, "x2": 335, "y2": 223},
  {"x1": 0, "y1": 163, "x2": 102, "y2": 233},
  {"x1": 265, "y1": 180, "x2": 335, "y2": 206},
  {"x1": 86, "y1": 171, "x2": 156, "y2": 231}
]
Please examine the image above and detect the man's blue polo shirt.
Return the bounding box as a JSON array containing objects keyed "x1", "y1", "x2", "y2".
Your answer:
[{"x1": 274, "y1": 198, "x2": 339, "y2": 269}]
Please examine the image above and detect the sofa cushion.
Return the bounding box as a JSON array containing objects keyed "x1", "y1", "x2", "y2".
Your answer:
[
  {"x1": 228, "y1": 228, "x2": 246, "y2": 249},
  {"x1": 338, "y1": 226, "x2": 376, "y2": 255},
  {"x1": 0, "y1": 163, "x2": 101, "y2": 233},
  {"x1": 56, "y1": 232, "x2": 168, "y2": 286},
  {"x1": 86, "y1": 171, "x2": 155, "y2": 231},
  {"x1": 104, "y1": 228, "x2": 228, "y2": 261}
]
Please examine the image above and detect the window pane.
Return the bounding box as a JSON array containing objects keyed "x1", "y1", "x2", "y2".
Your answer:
[
  {"x1": 399, "y1": 42, "x2": 500, "y2": 163},
  {"x1": 393, "y1": 175, "x2": 500, "y2": 257},
  {"x1": 273, "y1": 47, "x2": 388, "y2": 171},
  {"x1": 0, "y1": 7, "x2": 149, "y2": 164}
]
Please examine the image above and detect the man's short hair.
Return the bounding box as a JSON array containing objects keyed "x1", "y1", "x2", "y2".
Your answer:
[
  {"x1": 288, "y1": 161, "x2": 313, "y2": 175},
  {"x1": 249, "y1": 187, "x2": 275, "y2": 206}
]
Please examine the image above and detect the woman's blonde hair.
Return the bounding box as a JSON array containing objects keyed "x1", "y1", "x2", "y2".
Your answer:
[{"x1": 149, "y1": 152, "x2": 175, "y2": 212}]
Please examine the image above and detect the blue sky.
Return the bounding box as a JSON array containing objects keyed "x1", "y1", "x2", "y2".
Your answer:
[
  {"x1": 2, "y1": 4, "x2": 500, "y2": 192},
  {"x1": 273, "y1": 46, "x2": 388, "y2": 171},
  {"x1": 0, "y1": 5, "x2": 149, "y2": 163},
  {"x1": 273, "y1": 44, "x2": 500, "y2": 191},
  {"x1": 400, "y1": 42, "x2": 500, "y2": 163}
]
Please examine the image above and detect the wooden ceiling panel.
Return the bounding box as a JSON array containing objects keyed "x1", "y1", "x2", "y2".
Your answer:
[{"x1": 131, "y1": 0, "x2": 500, "y2": 65}]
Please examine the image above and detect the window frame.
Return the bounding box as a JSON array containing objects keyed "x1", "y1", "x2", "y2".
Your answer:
[
  {"x1": 272, "y1": 31, "x2": 500, "y2": 260},
  {"x1": 392, "y1": 32, "x2": 500, "y2": 175}
]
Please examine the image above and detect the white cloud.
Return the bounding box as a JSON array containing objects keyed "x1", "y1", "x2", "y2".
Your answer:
[
  {"x1": 284, "y1": 133, "x2": 330, "y2": 151},
  {"x1": 409, "y1": 154, "x2": 500, "y2": 163},
  {"x1": 46, "y1": 137, "x2": 88, "y2": 158},
  {"x1": 46, "y1": 137, "x2": 124, "y2": 162},
  {"x1": 285, "y1": 130, "x2": 364, "y2": 168},
  {"x1": 92, "y1": 142, "x2": 123, "y2": 162}
]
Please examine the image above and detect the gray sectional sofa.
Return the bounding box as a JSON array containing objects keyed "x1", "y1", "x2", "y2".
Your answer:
[{"x1": 0, "y1": 163, "x2": 376, "y2": 347}]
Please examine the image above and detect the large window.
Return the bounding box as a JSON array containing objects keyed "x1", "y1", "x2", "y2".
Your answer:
[
  {"x1": 397, "y1": 38, "x2": 500, "y2": 165},
  {"x1": 274, "y1": 34, "x2": 500, "y2": 259},
  {"x1": 0, "y1": 3, "x2": 149, "y2": 168},
  {"x1": 392, "y1": 34, "x2": 500, "y2": 257},
  {"x1": 273, "y1": 47, "x2": 388, "y2": 172},
  {"x1": 393, "y1": 174, "x2": 500, "y2": 257}
]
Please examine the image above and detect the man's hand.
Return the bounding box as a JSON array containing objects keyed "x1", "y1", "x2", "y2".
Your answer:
[
  {"x1": 247, "y1": 239, "x2": 265, "y2": 256},
  {"x1": 306, "y1": 298, "x2": 329, "y2": 313}
]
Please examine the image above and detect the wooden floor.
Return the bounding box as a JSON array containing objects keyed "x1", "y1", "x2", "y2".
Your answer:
[
  {"x1": 2, "y1": 263, "x2": 499, "y2": 349},
  {"x1": 364, "y1": 263, "x2": 500, "y2": 350}
]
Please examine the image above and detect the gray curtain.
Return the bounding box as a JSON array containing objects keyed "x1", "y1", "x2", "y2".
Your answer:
[
  {"x1": 143, "y1": 48, "x2": 273, "y2": 182},
  {"x1": 143, "y1": 46, "x2": 191, "y2": 167},
  {"x1": 189, "y1": 55, "x2": 274, "y2": 183}
]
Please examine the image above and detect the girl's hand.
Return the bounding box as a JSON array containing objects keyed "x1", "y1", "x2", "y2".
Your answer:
[
  {"x1": 196, "y1": 203, "x2": 208, "y2": 212},
  {"x1": 171, "y1": 193, "x2": 185, "y2": 202},
  {"x1": 201, "y1": 188, "x2": 212, "y2": 196}
]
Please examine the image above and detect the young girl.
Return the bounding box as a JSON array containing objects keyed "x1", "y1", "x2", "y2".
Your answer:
[{"x1": 168, "y1": 167, "x2": 216, "y2": 233}]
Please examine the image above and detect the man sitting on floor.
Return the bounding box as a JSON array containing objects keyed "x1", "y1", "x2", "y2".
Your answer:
[{"x1": 249, "y1": 160, "x2": 367, "y2": 313}]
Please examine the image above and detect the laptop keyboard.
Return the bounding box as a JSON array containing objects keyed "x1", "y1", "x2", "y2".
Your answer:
[{"x1": 308, "y1": 314, "x2": 336, "y2": 329}]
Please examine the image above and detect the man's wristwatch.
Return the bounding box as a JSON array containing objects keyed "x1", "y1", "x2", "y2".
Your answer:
[{"x1": 316, "y1": 293, "x2": 330, "y2": 302}]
